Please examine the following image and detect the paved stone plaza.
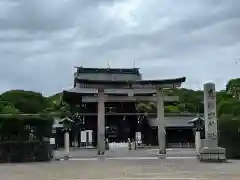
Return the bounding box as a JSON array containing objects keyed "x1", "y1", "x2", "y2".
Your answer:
[
  {"x1": 55, "y1": 148, "x2": 197, "y2": 159},
  {"x1": 1, "y1": 145, "x2": 240, "y2": 180},
  {"x1": 0, "y1": 158, "x2": 240, "y2": 180},
  {"x1": 55, "y1": 143, "x2": 197, "y2": 159}
]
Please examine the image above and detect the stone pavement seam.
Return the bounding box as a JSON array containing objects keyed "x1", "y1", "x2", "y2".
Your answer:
[
  {"x1": 62, "y1": 177, "x2": 206, "y2": 180},
  {"x1": 58, "y1": 156, "x2": 197, "y2": 161}
]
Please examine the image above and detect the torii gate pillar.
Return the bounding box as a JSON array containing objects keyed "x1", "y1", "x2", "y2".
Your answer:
[
  {"x1": 157, "y1": 88, "x2": 166, "y2": 155},
  {"x1": 97, "y1": 87, "x2": 105, "y2": 155}
]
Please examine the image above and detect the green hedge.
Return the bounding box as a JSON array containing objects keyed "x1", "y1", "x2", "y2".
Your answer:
[
  {"x1": 219, "y1": 115, "x2": 240, "y2": 159},
  {"x1": 0, "y1": 114, "x2": 53, "y2": 162},
  {"x1": 0, "y1": 141, "x2": 52, "y2": 162},
  {"x1": 0, "y1": 114, "x2": 53, "y2": 141}
]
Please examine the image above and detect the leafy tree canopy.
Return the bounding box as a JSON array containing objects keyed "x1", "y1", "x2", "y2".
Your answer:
[
  {"x1": 0, "y1": 78, "x2": 240, "y2": 119},
  {"x1": 226, "y1": 78, "x2": 240, "y2": 99},
  {"x1": 0, "y1": 90, "x2": 47, "y2": 114}
]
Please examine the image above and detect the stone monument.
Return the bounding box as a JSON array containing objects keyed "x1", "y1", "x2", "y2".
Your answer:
[{"x1": 199, "y1": 83, "x2": 226, "y2": 162}]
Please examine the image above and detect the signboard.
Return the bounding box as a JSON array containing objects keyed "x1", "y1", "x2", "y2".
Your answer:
[
  {"x1": 106, "y1": 126, "x2": 118, "y2": 138},
  {"x1": 135, "y1": 132, "x2": 142, "y2": 144},
  {"x1": 86, "y1": 130, "x2": 93, "y2": 143},
  {"x1": 81, "y1": 131, "x2": 86, "y2": 143},
  {"x1": 50, "y1": 138, "x2": 55, "y2": 145},
  {"x1": 204, "y1": 83, "x2": 218, "y2": 148}
]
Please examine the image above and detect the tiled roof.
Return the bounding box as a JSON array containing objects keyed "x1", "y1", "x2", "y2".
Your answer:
[
  {"x1": 75, "y1": 77, "x2": 186, "y2": 85},
  {"x1": 149, "y1": 116, "x2": 201, "y2": 127},
  {"x1": 75, "y1": 67, "x2": 140, "y2": 75}
]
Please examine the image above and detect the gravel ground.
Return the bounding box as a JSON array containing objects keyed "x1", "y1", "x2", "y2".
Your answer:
[
  {"x1": 0, "y1": 158, "x2": 240, "y2": 180},
  {"x1": 1, "y1": 145, "x2": 238, "y2": 180},
  {"x1": 55, "y1": 143, "x2": 197, "y2": 159}
]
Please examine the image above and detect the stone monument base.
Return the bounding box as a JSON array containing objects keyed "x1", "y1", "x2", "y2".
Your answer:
[
  {"x1": 157, "y1": 149, "x2": 166, "y2": 158},
  {"x1": 63, "y1": 155, "x2": 71, "y2": 160},
  {"x1": 199, "y1": 147, "x2": 226, "y2": 162},
  {"x1": 97, "y1": 150, "x2": 105, "y2": 155},
  {"x1": 157, "y1": 154, "x2": 166, "y2": 159}
]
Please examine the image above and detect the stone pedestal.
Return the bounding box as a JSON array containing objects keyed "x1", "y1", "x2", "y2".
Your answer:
[
  {"x1": 200, "y1": 139, "x2": 204, "y2": 149},
  {"x1": 199, "y1": 83, "x2": 226, "y2": 162},
  {"x1": 199, "y1": 147, "x2": 226, "y2": 162},
  {"x1": 64, "y1": 131, "x2": 70, "y2": 160},
  {"x1": 195, "y1": 131, "x2": 201, "y2": 155}
]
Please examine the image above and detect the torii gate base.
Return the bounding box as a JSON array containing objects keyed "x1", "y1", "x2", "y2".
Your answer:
[{"x1": 198, "y1": 83, "x2": 226, "y2": 162}]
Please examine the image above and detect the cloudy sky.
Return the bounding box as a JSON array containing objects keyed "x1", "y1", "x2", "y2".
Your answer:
[{"x1": 0, "y1": 0, "x2": 240, "y2": 96}]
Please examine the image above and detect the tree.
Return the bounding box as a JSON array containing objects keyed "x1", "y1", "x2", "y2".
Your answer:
[
  {"x1": 0, "y1": 90, "x2": 47, "y2": 113},
  {"x1": 0, "y1": 77, "x2": 239, "y2": 117},
  {"x1": 44, "y1": 93, "x2": 72, "y2": 118},
  {"x1": 1, "y1": 106, "x2": 20, "y2": 114},
  {"x1": 46, "y1": 93, "x2": 62, "y2": 108},
  {"x1": 226, "y1": 78, "x2": 240, "y2": 99},
  {"x1": 218, "y1": 114, "x2": 240, "y2": 158},
  {"x1": 168, "y1": 88, "x2": 203, "y2": 113},
  {"x1": 0, "y1": 101, "x2": 20, "y2": 114},
  {"x1": 216, "y1": 91, "x2": 232, "y2": 104},
  {"x1": 217, "y1": 99, "x2": 240, "y2": 117},
  {"x1": 165, "y1": 105, "x2": 180, "y2": 113},
  {"x1": 136, "y1": 102, "x2": 151, "y2": 113}
]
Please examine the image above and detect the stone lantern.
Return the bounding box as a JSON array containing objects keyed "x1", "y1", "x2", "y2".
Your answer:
[
  {"x1": 59, "y1": 117, "x2": 74, "y2": 160},
  {"x1": 188, "y1": 116, "x2": 205, "y2": 155}
]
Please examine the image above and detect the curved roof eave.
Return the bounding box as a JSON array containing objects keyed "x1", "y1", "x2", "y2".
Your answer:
[
  {"x1": 63, "y1": 77, "x2": 186, "y2": 96},
  {"x1": 75, "y1": 77, "x2": 186, "y2": 86},
  {"x1": 63, "y1": 88, "x2": 156, "y2": 96}
]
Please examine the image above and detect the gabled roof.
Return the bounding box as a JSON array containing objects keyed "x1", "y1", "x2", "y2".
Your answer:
[{"x1": 149, "y1": 115, "x2": 202, "y2": 128}]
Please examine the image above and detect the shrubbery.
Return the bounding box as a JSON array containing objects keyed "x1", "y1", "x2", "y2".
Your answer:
[
  {"x1": 219, "y1": 115, "x2": 240, "y2": 159},
  {"x1": 0, "y1": 114, "x2": 53, "y2": 163}
]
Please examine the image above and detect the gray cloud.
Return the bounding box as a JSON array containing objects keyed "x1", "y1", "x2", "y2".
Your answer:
[{"x1": 0, "y1": 0, "x2": 240, "y2": 95}]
